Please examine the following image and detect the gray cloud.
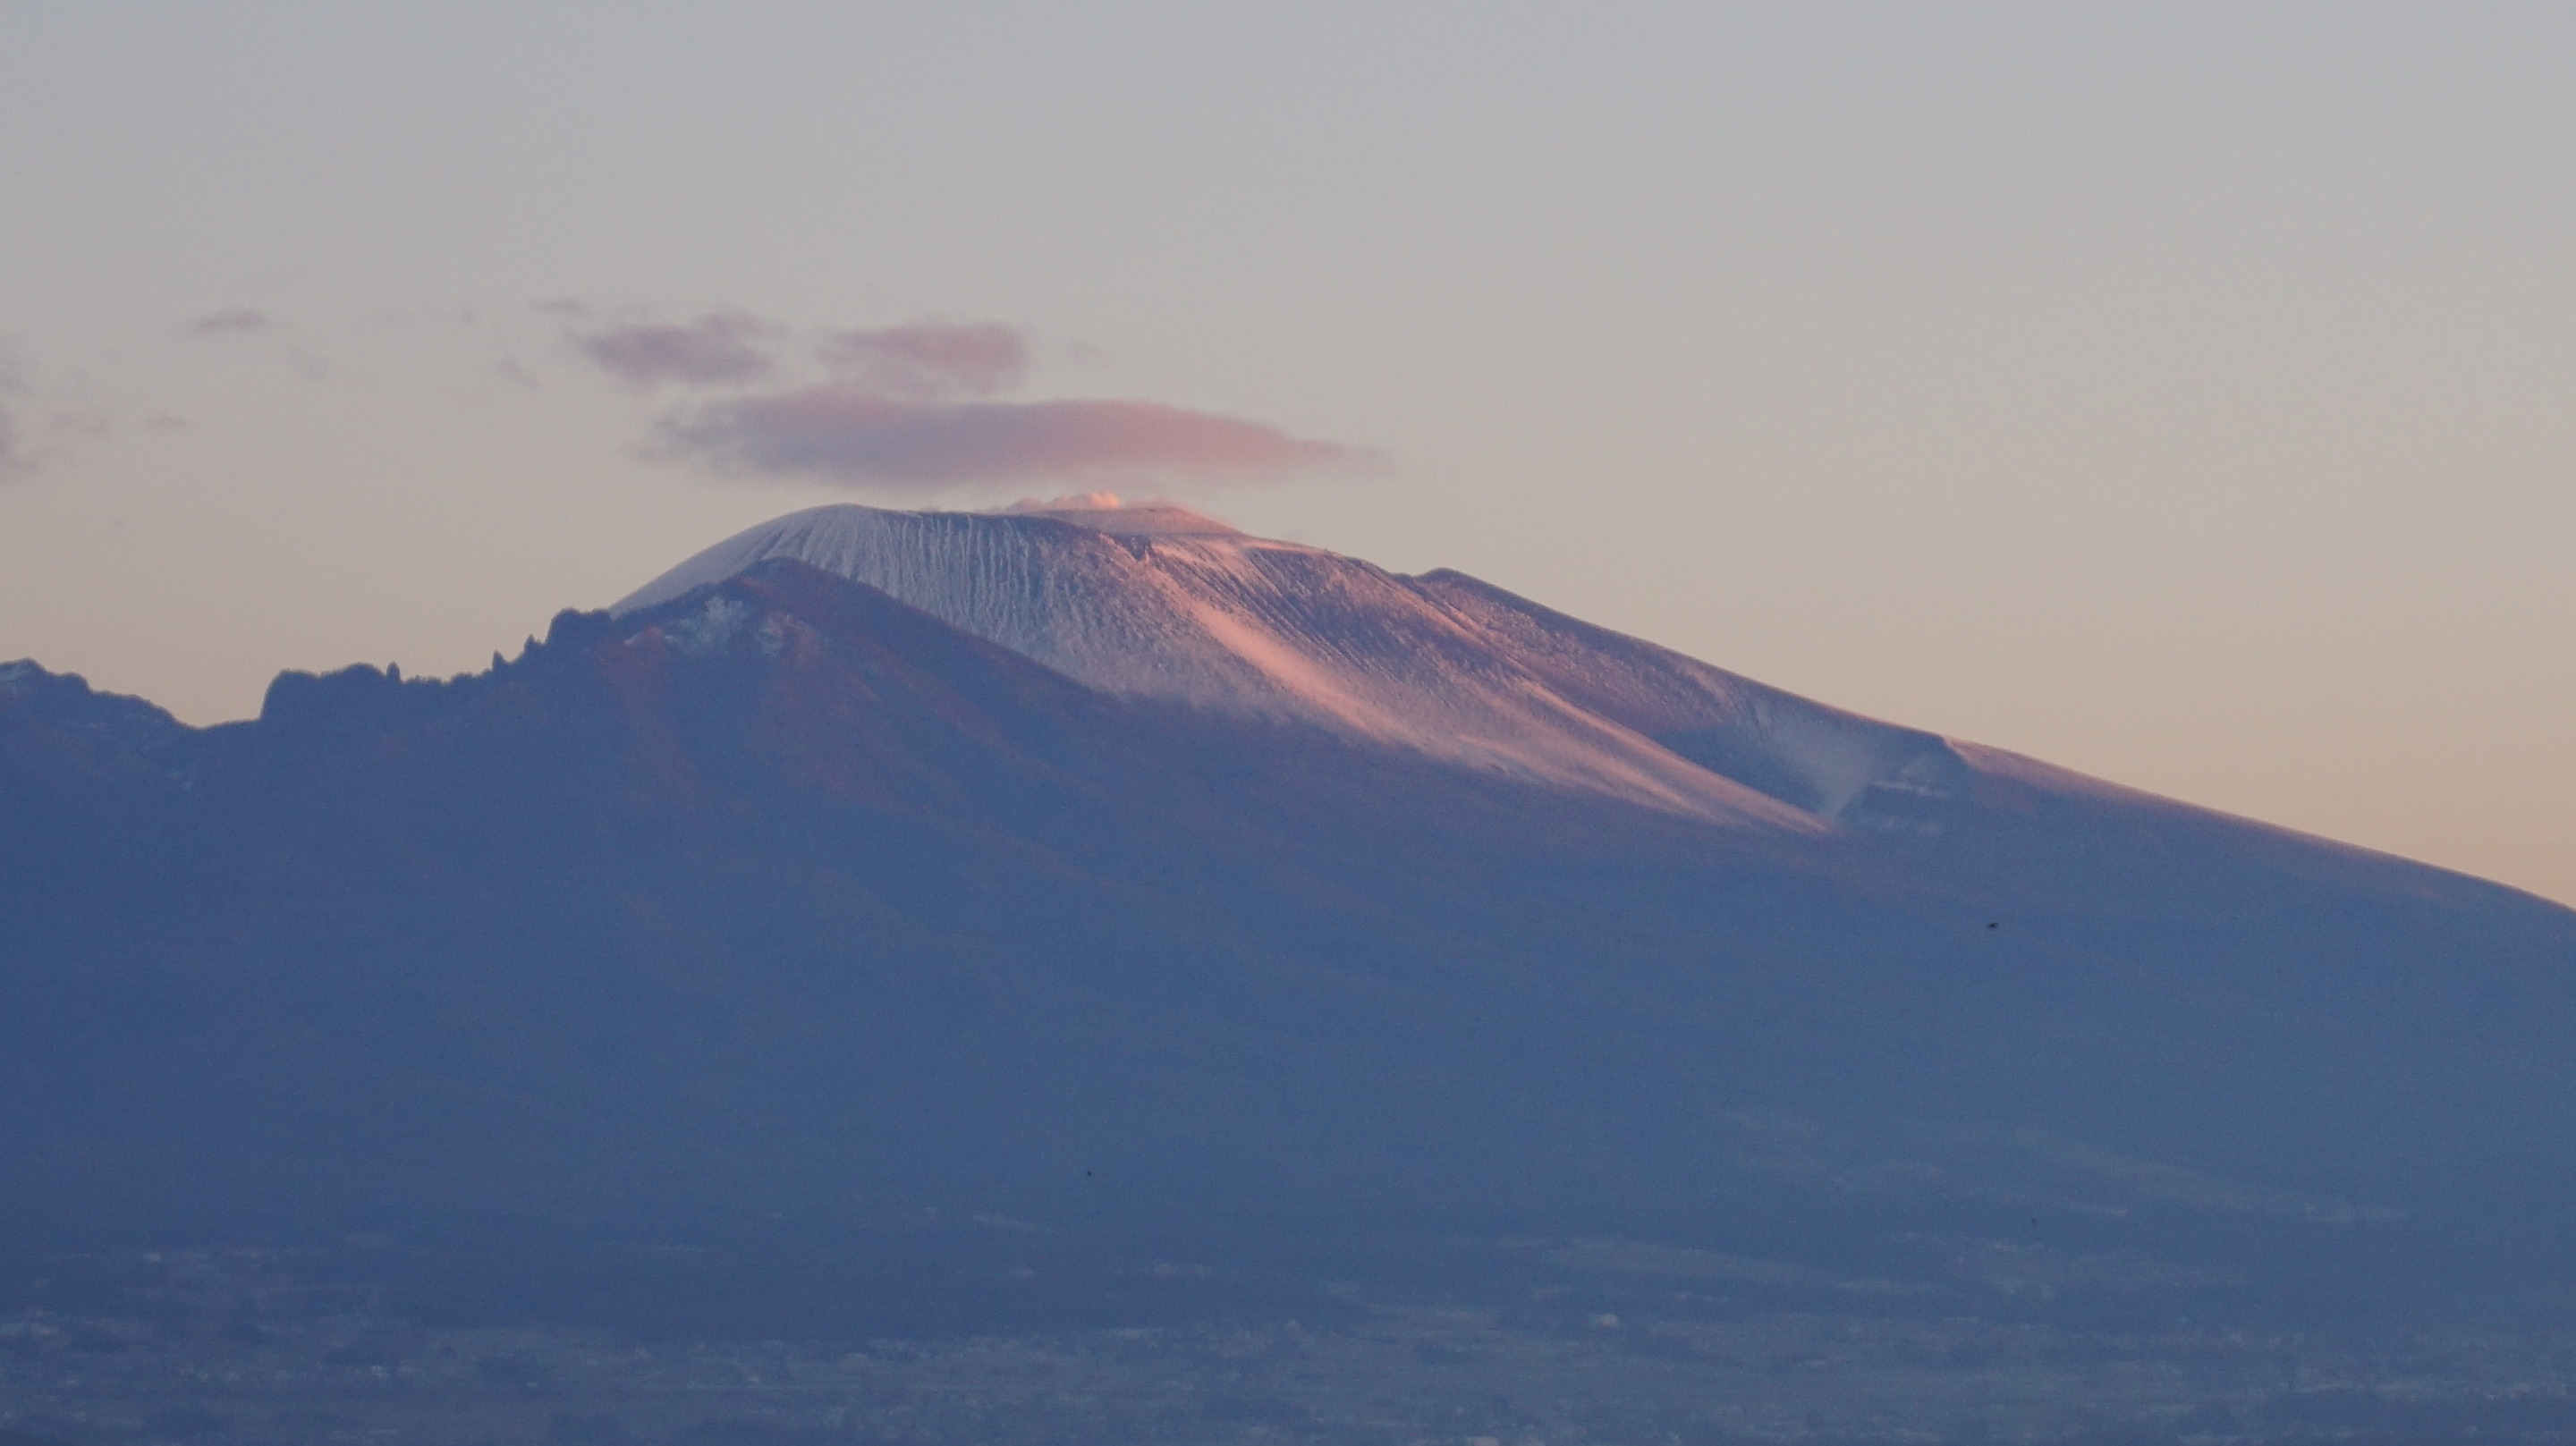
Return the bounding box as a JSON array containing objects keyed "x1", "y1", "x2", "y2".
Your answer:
[
  {"x1": 819, "y1": 322, "x2": 1029, "y2": 399},
  {"x1": 0, "y1": 355, "x2": 32, "y2": 479},
  {"x1": 565, "y1": 306, "x2": 1378, "y2": 492},
  {"x1": 660, "y1": 385, "x2": 1376, "y2": 490},
  {"x1": 575, "y1": 311, "x2": 777, "y2": 388},
  {"x1": 187, "y1": 307, "x2": 272, "y2": 336}
]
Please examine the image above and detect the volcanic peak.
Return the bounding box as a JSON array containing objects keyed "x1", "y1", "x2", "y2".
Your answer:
[{"x1": 614, "y1": 503, "x2": 1978, "y2": 829}]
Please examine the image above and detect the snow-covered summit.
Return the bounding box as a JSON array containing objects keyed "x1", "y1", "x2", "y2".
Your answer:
[
  {"x1": 615, "y1": 502, "x2": 1967, "y2": 827},
  {"x1": 998, "y1": 493, "x2": 1243, "y2": 537}
]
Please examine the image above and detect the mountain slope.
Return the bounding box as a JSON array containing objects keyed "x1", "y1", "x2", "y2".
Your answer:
[
  {"x1": 3, "y1": 516, "x2": 2573, "y2": 1334},
  {"x1": 1402, "y1": 567, "x2": 1974, "y2": 824},
  {"x1": 618, "y1": 502, "x2": 1860, "y2": 827}
]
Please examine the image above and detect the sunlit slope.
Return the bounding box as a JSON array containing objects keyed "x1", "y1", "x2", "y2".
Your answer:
[{"x1": 621, "y1": 503, "x2": 1862, "y2": 828}]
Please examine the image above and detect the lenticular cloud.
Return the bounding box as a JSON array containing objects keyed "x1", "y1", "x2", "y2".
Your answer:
[
  {"x1": 570, "y1": 308, "x2": 1375, "y2": 491},
  {"x1": 661, "y1": 386, "x2": 1369, "y2": 489}
]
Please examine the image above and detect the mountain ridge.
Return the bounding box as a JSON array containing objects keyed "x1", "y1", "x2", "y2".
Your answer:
[
  {"x1": 615, "y1": 503, "x2": 1990, "y2": 830},
  {"x1": 4, "y1": 515, "x2": 2575, "y2": 1333}
]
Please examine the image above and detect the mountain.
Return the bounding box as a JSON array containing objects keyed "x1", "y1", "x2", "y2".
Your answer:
[
  {"x1": 615, "y1": 499, "x2": 2537, "y2": 933},
  {"x1": 4, "y1": 502, "x2": 2574, "y2": 1337},
  {"x1": 615, "y1": 500, "x2": 1957, "y2": 827}
]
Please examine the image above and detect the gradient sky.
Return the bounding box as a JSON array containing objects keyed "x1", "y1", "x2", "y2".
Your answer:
[{"x1": 2, "y1": 4, "x2": 2570, "y2": 904}]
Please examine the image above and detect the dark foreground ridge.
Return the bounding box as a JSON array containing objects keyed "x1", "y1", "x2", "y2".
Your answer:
[{"x1": 5, "y1": 552, "x2": 2576, "y2": 1441}]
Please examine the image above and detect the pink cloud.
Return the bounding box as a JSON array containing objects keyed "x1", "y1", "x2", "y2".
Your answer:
[
  {"x1": 576, "y1": 311, "x2": 776, "y2": 388},
  {"x1": 819, "y1": 322, "x2": 1029, "y2": 399},
  {"x1": 660, "y1": 385, "x2": 1376, "y2": 489},
  {"x1": 562, "y1": 304, "x2": 1380, "y2": 491}
]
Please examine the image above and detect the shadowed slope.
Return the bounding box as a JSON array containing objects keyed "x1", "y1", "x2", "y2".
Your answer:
[{"x1": 3, "y1": 556, "x2": 2574, "y2": 1332}]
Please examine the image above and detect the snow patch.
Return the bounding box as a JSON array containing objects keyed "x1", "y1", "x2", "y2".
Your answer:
[{"x1": 660, "y1": 594, "x2": 756, "y2": 658}]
